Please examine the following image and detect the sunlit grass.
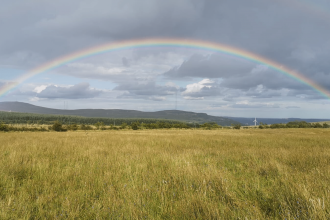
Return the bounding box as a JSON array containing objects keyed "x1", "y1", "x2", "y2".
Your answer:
[{"x1": 0, "y1": 129, "x2": 329, "y2": 219}]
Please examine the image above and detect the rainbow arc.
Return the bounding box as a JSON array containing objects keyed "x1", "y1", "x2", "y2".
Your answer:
[{"x1": 0, "y1": 38, "x2": 329, "y2": 99}]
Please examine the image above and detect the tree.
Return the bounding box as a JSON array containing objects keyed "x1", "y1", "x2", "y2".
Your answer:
[{"x1": 323, "y1": 123, "x2": 329, "y2": 128}]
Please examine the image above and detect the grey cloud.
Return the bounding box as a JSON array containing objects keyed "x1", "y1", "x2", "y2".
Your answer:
[
  {"x1": 245, "y1": 87, "x2": 284, "y2": 99},
  {"x1": 114, "y1": 81, "x2": 181, "y2": 100},
  {"x1": 122, "y1": 57, "x2": 130, "y2": 67},
  {"x1": 164, "y1": 54, "x2": 254, "y2": 79},
  {"x1": 33, "y1": 0, "x2": 203, "y2": 39},
  {"x1": 148, "y1": 96, "x2": 166, "y2": 101},
  {"x1": 286, "y1": 89, "x2": 325, "y2": 100},
  {"x1": 163, "y1": 52, "x2": 329, "y2": 99},
  {"x1": 1, "y1": 0, "x2": 330, "y2": 117},
  {"x1": 286, "y1": 106, "x2": 300, "y2": 109},
  {"x1": 36, "y1": 83, "x2": 102, "y2": 99},
  {"x1": 230, "y1": 103, "x2": 280, "y2": 109},
  {"x1": 2, "y1": 0, "x2": 329, "y2": 68}
]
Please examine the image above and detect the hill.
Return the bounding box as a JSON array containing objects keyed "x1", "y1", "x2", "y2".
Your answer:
[
  {"x1": 0, "y1": 102, "x2": 238, "y2": 126},
  {"x1": 228, "y1": 117, "x2": 330, "y2": 126}
]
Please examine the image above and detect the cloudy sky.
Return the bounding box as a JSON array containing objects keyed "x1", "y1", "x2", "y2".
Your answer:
[{"x1": 1, "y1": 0, "x2": 330, "y2": 118}]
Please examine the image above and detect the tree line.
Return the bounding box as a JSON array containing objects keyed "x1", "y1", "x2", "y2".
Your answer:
[
  {"x1": 0, "y1": 111, "x2": 191, "y2": 126},
  {"x1": 258, "y1": 121, "x2": 330, "y2": 129}
]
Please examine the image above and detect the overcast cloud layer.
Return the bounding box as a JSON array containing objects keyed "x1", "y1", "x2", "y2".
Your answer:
[{"x1": 1, "y1": 0, "x2": 330, "y2": 118}]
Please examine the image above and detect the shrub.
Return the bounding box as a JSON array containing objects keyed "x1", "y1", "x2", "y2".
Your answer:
[
  {"x1": 67, "y1": 124, "x2": 79, "y2": 131},
  {"x1": 0, "y1": 121, "x2": 9, "y2": 132},
  {"x1": 201, "y1": 122, "x2": 219, "y2": 130},
  {"x1": 233, "y1": 124, "x2": 241, "y2": 129},
  {"x1": 131, "y1": 122, "x2": 141, "y2": 130},
  {"x1": 52, "y1": 121, "x2": 67, "y2": 132},
  {"x1": 94, "y1": 122, "x2": 105, "y2": 130},
  {"x1": 313, "y1": 123, "x2": 323, "y2": 128},
  {"x1": 80, "y1": 124, "x2": 93, "y2": 130},
  {"x1": 120, "y1": 123, "x2": 128, "y2": 129}
]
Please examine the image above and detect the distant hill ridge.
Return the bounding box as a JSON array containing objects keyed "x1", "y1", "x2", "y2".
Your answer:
[
  {"x1": 1, "y1": 102, "x2": 328, "y2": 126},
  {"x1": 227, "y1": 117, "x2": 330, "y2": 125},
  {"x1": 0, "y1": 102, "x2": 238, "y2": 126}
]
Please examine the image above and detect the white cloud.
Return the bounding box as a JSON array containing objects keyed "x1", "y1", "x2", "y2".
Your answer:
[
  {"x1": 182, "y1": 79, "x2": 220, "y2": 99},
  {"x1": 33, "y1": 85, "x2": 48, "y2": 93},
  {"x1": 183, "y1": 79, "x2": 214, "y2": 94}
]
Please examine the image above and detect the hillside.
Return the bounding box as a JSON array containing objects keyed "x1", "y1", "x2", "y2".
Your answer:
[
  {"x1": 228, "y1": 117, "x2": 330, "y2": 126},
  {"x1": 0, "y1": 102, "x2": 238, "y2": 126}
]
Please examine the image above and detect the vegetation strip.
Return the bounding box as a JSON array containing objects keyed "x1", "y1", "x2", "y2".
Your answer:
[{"x1": 0, "y1": 129, "x2": 329, "y2": 219}]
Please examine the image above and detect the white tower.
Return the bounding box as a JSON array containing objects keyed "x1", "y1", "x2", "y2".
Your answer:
[{"x1": 253, "y1": 118, "x2": 258, "y2": 126}]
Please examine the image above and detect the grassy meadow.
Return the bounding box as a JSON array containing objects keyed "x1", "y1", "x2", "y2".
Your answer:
[{"x1": 0, "y1": 129, "x2": 329, "y2": 219}]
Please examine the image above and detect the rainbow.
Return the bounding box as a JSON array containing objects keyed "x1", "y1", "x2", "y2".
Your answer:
[{"x1": 1, "y1": 38, "x2": 329, "y2": 99}]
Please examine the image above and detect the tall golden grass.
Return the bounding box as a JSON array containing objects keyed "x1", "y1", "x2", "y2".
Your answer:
[{"x1": 0, "y1": 129, "x2": 329, "y2": 219}]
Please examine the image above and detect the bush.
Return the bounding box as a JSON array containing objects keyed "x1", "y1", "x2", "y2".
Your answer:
[
  {"x1": 270, "y1": 124, "x2": 286, "y2": 129},
  {"x1": 80, "y1": 124, "x2": 93, "y2": 130},
  {"x1": 67, "y1": 124, "x2": 79, "y2": 131},
  {"x1": 201, "y1": 122, "x2": 220, "y2": 130},
  {"x1": 0, "y1": 121, "x2": 9, "y2": 132},
  {"x1": 120, "y1": 123, "x2": 128, "y2": 129},
  {"x1": 323, "y1": 123, "x2": 330, "y2": 128},
  {"x1": 131, "y1": 122, "x2": 141, "y2": 130},
  {"x1": 52, "y1": 121, "x2": 67, "y2": 132},
  {"x1": 94, "y1": 122, "x2": 105, "y2": 130},
  {"x1": 233, "y1": 124, "x2": 241, "y2": 129},
  {"x1": 313, "y1": 123, "x2": 323, "y2": 128}
]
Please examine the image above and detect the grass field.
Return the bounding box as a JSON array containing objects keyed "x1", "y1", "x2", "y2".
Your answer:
[{"x1": 0, "y1": 129, "x2": 329, "y2": 219}]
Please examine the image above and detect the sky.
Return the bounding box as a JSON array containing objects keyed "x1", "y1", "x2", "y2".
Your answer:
[{"x1": 1, "y1": 0, "x2": 330, "y2": 118}]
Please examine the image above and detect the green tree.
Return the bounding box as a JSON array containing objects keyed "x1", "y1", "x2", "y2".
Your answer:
[{"x1": 323, "y1": 123, "x2": 330, "y2": 128}]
